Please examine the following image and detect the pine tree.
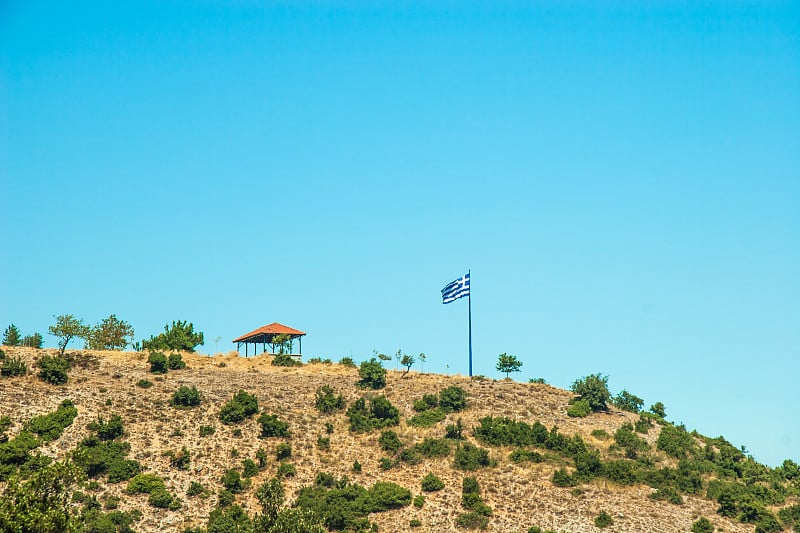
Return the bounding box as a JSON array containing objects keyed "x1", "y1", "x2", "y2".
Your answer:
[{"x1": 2, "y1": 324, "x2": 21, "y2": 346}]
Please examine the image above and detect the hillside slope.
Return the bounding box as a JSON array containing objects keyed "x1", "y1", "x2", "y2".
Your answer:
[{"x1": 0, "y1": 347, "x2": 797, "y2": 532}]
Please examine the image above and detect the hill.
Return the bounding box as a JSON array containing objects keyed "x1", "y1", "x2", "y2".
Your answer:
[{"x1": 0, "y1": 346, "x2": 797, "y2": 532}]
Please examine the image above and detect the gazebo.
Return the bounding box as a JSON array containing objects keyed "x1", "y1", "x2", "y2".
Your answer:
[{"x1": 232, "y1": 322, "x2": 306, "y2": 358}]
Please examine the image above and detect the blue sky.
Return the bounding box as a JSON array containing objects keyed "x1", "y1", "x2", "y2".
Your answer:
[{"x1": 1, "y1": 1, "x2": 798, "y2": 466}]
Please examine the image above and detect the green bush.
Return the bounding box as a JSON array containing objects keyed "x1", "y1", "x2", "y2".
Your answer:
[
  {"x1": 147, "y1": 352, "x2": 168, "y2": 374},
  {"x1": 339, "y1": 356, "x2": 356, "y2": 368},
  {"x1": 315, "y1": 385, "x2": 345, "y2": 414},
  {"x1": 635, "y1": 415, "x2": 653, "y2": 433},
  {"x1": 650, "y1": 401, "x2": 667, "y2": 418},
  {"x1": 421, "y1": 472, "x2": 444, "y2": 492},
  {"x1": 408, "y1": 408, "x2": 446, "y2": 428},
  {"x1": 167, "y1": 353, "x2": 186, "y2": 370},
  {"x1": 552, "y1": 468, "x2": 576, "y2": 487},
  {"x1": 612, "y1": 389, "x2": 644, "y2": 413},
  {"x1": 207, "y1": 504, "x2": 250, "y2": 531},
  {"x1": 1, "y1": 355, "x2": 27, "y2": 377},
  {"x1": 413, "y1": 494, "x2": 425, "y2": 508},
  {"x1": 148, "y1": 488, "x2": 177, "y2": 509},
  {"x1": 126, "y1": 473, "x2": 166, "y2": 494},
  {"x1": 165, "y1": 447, "x2": 190, "y2": 470},
  {"x1": 26, "y1": 400, "x2": 78, "y2": 442},
  {"x1": 272, "y1": 353, "x2": 299, "y2": 366},
  {"x1": 222, "y1": 469, "x2": 247, "y2": 493},
  {"x1": 567, "y1": 399, "x2": 591, "y2": 418},
  {"x1": 591, "y1": 429, "x2": 609, "y2": 440},
  {"x1": 136, "y1": 379, "x2": 152, "y2": 388},
  {"x1": 171, "y1": 386, "x2": 201, "y2": 408},
  {"x1": 219, "y1": 390, "x2": 259, "y2": 425},
  {"x1": 570, "y1": 373, "x2": 610, "y2": 412},
  {"x1": 379, "y1": 430, "x2": 403, "y2": 454},
  {"x1": 594, "y1": 511, "x2": 613, "y2": 528},
  {"x1": 413, "y1": 394, "x2": 439, "y2": 412},
  {"x1": 258, "y1": 413, "x2": 291, "y2": 438},
  {"x1": 142, "y1": 321, "x2": 203, "y2": 352},
  {"x1": 357, "y1": 358, "x2": 387, "y2": 389},
  {"x1": 199, "y1": 425, "x2": 215, "y2": 437},
  {"x1": 456, "y1": 511, "x2": 489, "y2": 530},
  {"x1": 509, "y1": 449, "x2": 543, "y2": 463},
  {"x1": 657, "y1": 424, "x2": 697, "y2": 459},
  {"x1": 416, "y1": 438, "x2": 451, "y2": 458},
  {"x1": 317, "y1": 436, "x2": 331, "y2": 451},
  {"x1": 439, "y1": 386, "x2": 468, "y2": 412},
  {"x1": 352, "y1": 460, "x2": 362, "y2": 473},
  {"x1": 691, "y1": 517, "x2": 713, "y2": 533},
  {"x1": 187, "y1": 481, "x2": 206, "y2": 497},
  {"x1": 217, "y1": 489, "x2": 235, "y2": 507},
  {"x1": 276, "y1": 461, "x2": 296, "y2": 478},
  {"x1": 36, "y1": 356, "x2": 71, "y2": 385},
  {"x1": 241, "y1": 459, "x2": 259, "y2": 478},
  {"x1": 87, "y1": 414, "x2": 124, "y2": 441},
  {"x1": 614, "y1": 422, "x2": 649, "y2": 459},
  {"x1": 453, "y1": 443, "x2": 492, "y2": 470},
  {"x1": 446, "y1": 419, "x2": 465, "y2": 440},
  {"x1": 276, "y1": 443, "x2": 291, "y2": 460},
  {"x1": 346, "y1": 396, "x2": 400, "y2": 432},
  {"x1": 410, "y1": 519, "x2": 422, "y2": 527},
  {"x1": 472, "y1": 416, "x2": 548, "y2": 447}
]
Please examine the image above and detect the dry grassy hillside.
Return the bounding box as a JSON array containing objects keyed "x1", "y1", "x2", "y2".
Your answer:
[{"x1": 0, "y1": 347, "x2": 791, "y2": 533}]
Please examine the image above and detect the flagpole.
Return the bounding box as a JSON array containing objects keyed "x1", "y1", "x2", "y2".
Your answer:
[{"x1": 468, "y1": 269, "x2": 472, "y2": 377}]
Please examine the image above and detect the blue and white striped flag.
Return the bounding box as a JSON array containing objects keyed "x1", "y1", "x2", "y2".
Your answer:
[{"x1": 441, "y1": 273, "x2": 470, "y2": 304}]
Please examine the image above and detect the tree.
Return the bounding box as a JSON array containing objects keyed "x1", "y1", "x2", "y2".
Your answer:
[
  {"x1": 49, "y1": 315, "x2": 90, "y2": 355},
  {"x1": 496, "y1": 353, "x2": 522, "y2": 379},
  {"x1": 400, "y1": 353, "x2": 415, "y2": 376},
  {"x1": 142, "y1": 320, "x2": 204, "y2": 352},
  {"x1": 571, "y1": 373, "x2": 611, "y2": 412},
  {"x1": 612, "y1": 389, "x2": 644, "y2": 413},
  {"x1": 2, "y1": 324, "x2": 21, "y2": 346},
  {"x1": 418, "y1": 353, "x2": 427, "y2": 373},
  {"x1": 21, "y1": 333, "x2": 43, "y2": 349},
  {"x1": 87, "y1": 314, "x2": 134, "y2": 350},
  {"x1": 272, "y1": 334, "x2": 291, "y2": 354},
  {"x1": 0, "y1": 460, "x2": 84, "y2": 532}
]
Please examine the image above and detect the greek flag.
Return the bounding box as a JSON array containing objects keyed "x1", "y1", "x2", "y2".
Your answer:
[{"x1": 441, "y1": 273, "x2": 470, "y2": 304}]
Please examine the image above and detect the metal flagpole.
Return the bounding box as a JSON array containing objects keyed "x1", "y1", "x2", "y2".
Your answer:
[{"x1": 468, "y1": 269, "x2": 472, "y2": 377}]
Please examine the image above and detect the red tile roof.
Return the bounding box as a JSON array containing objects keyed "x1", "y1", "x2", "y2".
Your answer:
[{"x1": 232, "y1": 322, "x2": 306, "y2": 343}]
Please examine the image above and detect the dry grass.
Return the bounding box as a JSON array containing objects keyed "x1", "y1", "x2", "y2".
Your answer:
[{"x1": 0, "y1": 347, "x2": 755, "y2": 533}]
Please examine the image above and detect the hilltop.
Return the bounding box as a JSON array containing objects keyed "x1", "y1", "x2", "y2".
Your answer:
[{"x1": 0, "y1": 346, "x2": 797, "y2": 532}]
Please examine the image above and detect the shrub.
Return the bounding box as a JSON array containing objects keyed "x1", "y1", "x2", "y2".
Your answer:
[
  {"x1": 315, "y1": 385, "x2": 345, "y2": 414},
  {"x1": 650, "y1": 401, "x2": 666, "y2": 418},
  {"x1": 408, "y1": 408, "x2": 446, "y2": 428},
  {"x1": 456, "y1": 511, "x2": 489, "y2": 530},
  {"x1": 142, "y1": 321, "x2": 203, "y2": 352},
  {"x1": 635, "y1": 415, "x2": 653, "y2": 433},
  {"x1": 147, "y1": 352, "x2": 168, "y2": 374},
  {"x1": 136, "y1": 379, "x2": 152, "y2": 388},
  {"x1": 1, "y1": 355, "x2": 27, "y2": 377},
  {"x1": 276, "y1": 461, "x2": 295, "y2": 478},
  {"x1": 370, "y1": 481, "x2": 412, "y2": 510},
  {"x1": 439, "y1": 386, "x2": 468, "y2": 412},
  {"x1": 171, "y1": 386, "x2": 201, "y2": 408},
  {"x1": 339, "y1": 357, "x2": 356, "y2": 368},
  {"x1": 413, "y1": 394, "x2": 439, "y2": 412},
  {"x1": 399, "y1": 448, "x2": 422, "y2": 464},
  {"x1": 446, "y1": 419, "x2": 465, "y2": 440},
  {"x1": 126, "y1": 473, "x2": 166, "y2": 494},
  {"x1": 379, "y1": 457, "x2": 394, "y2": 470},
  {"x1": 691, "y1": 517, "x2": 713, "y2": 533},
  {"x1": 614, "y1": 422, "x2": 649, "y2": 459},
  {"x1": 352, "y1": 460, "x2": 362, "y2": 473},
  {"x1": 453, "y1": 443, "x2": 492, "y2": 471},
  {"x1": 222, "y1": 469, "x2": 247, "y2": 493},
  {"x1": 509, "y1": 449, "x2": 543, "y2": 463},
  {"x1": 357, "y1": 358, "x2": 387, "y2": 389},
  {"x1": 591, "y1": 429, "x2": 609, "y2": 440},
  {"x1": 26, "y1": 400, "x2": 78, "y2": 442},
  {"x1": 410, "y1": 519, "x2": 422, "y2": 527},
  {"x1": 570, "y1": 373, "x2": 610, "y2": 411},
  {"x1": 346, "y1": 396, "x2": 400, "y2": 432},
  {"x1": 276, "y1": 443, "x2": 291, "y2": 460},
  {"x1": 317, "y1": 436, "x2": 331, "y2": 451},
  {"x1": 87, "y1": 414, "x2": 124, "y2": 441},
  {"x1": 594, "y1": 511, "x2": 613, "y2": 528},
  {"x1": 612, "y1": 389, "x2": 644, "y2": 413},
  {"x1": 421, "y1": 472, "x2": 444, "y2": 492},
  {"x1": 567, "y1": 399, "x2": 591, "y2": 418},
  {"x1": 657, "y1": 424, "x2": 697, "y2": 459},
  {"x1": 552, "y1": 468, "x2": 576, "y2": 487},
  {"x1": 219, "y1": 391, "x2": 259, "y2": 425},
  {"x1": 241, "y1": 459, "x2": 259, "y2": 478},
  {"x1": 187, "y1": 481, "x2": 206, "y2": 497},
  {"x1": 217, "y1": 489, "x2": 235, "y2": 507},
  {"x1": 258, "y1": 413, "x2": 291, "y2": 438},
  {"x1": 165, "y1": 447, "x2": 190, "y2": 470},
  {"x1": 413, "y1": 494, "x2": 425, "y2": 508},
  {"x1": 37, "y1": 356, "x2": 71, "y2": 385},
  {"x1": 649, "y1": 486, "x2": 683, "y2": 504},
  {"x1": 379, "y1": 430, "x2": 402, "y2": 454},
  {"x1": 167, "y1": 353, "x2": 186, "y2": 370},
  {"x1": 199, "y1": 425, "x2": 215, "y2": 437},
  {"x1": 271, "y1": 353, "x2": 298, "y2": 366},
  {"x1": 148, "y1": 488, "x2": 175, "y2": 508},
  {"x1": 416, "y1": 438, "x2": 451, "y2": 458}
]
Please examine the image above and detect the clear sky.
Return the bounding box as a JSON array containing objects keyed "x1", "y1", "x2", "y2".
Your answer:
[{"x1": 1, "y1": 1, "x2": 798, "y2": 467}]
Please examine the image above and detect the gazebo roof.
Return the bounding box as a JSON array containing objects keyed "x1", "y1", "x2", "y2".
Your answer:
[{"x1": 232, "y1": 322, "x2": 306, "y2": 343}]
